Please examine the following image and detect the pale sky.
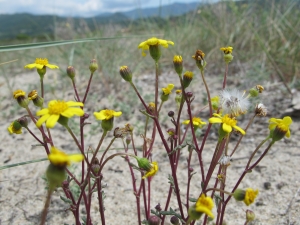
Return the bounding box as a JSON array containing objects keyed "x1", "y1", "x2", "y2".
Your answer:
[{"x1": 0, "y1": 0, "x2": 207, "y2": 17}]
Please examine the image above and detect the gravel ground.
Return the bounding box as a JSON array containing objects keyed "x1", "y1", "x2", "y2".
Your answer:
[{"x1": 1, "y1": 66, "x2": 300, "y2": 225}]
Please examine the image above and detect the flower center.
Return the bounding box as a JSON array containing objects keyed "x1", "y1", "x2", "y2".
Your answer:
[
  {"x1": 104, "y1": 109, "x2": 114, "y2": 119},
  {"x1": 13, "y1": 90, "x2": 26, "y2": 99},
  {"x1": 222, "y1": 115, "x2": 237, "y2": 127},
  {"x1": 35, "y1": 58, "x2": 49, "y2": 65},
  {"x1": 277, "y1": 122, "x2": 288, "y2": 132},
  {"x1": 48, "y1": 101, "x2": 68, "y2": 115}
]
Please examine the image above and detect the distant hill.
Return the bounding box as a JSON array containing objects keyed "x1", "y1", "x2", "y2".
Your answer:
[
  {"x1": 0, "y1": 2, "x2": 201, "y2": 40},
  {"x1": 122, "y1": 2, "x2": 201, "y2": 19}
]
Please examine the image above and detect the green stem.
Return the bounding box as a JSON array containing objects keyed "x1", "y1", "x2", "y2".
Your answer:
[
  {"x1": 205, "y1": 188, "x2": 233, "y2": 196},
  {"x1": 245, "y1": 137, "x2": 271, "y2": 169}
]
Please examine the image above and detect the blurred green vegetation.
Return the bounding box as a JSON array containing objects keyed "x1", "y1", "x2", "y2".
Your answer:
[{"x1": 0, "y1": 0, "x2": 299, "y2": 98}]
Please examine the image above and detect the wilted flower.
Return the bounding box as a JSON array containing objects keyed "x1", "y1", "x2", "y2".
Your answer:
[
  {"x1": 255, "y1": 103, "x2": 267, "y2": 116},
  {"x1": 220, "y1": 89, "x2": 250, "y2": 117}
]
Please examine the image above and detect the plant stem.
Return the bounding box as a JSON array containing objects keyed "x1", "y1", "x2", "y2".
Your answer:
[
  {"x1": 200, "y1": 70, "x2": 212, "y2": 117},
  {"x1": 222, "y1": 63, "x2": 228, "y2": 89},
  {"x1": 39, "y1": 190, "x2": 53, "y2": 225},
  {"x1": 82, "y1": 72, "x2": 94, "y2": 104}
]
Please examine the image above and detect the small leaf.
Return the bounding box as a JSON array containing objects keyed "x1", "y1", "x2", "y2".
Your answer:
[
  {"x1": 60, "y1": 196, "x2": 72, "y2": 204},
  {"x1": 189, "y1": 197, "x2": 197, "y2": 202}
]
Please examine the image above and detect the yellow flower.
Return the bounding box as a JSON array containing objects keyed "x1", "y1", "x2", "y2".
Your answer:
[
  {"x1": 142, "y1": 161, "x2": 159, "y2": 179},
  {"x1": 173, "y1": 55, "x2": 183, "y2": 63},
  {"x1": 233, "y1": 188, "x2": 259, "y2": 206},
  {"x1": 195, "y1": 194, "x2": 214, "y2": 219},
  {"x1": 94, "y1": 109, "x2": 122, "y2": 120},
  {"x1": 36, "y1": 100, "x2": 84, "y2": 128},
  {"x1": 13, "y1": 89, "x2": 26, "y2": 99},
  {"x1": 244, "y1": 188, "x2": 259, "y2": 206},
  {"x1": 220, "y1": 46, "x2": 233, "y2": 54},
  {"x1": 48, "y1": 146, "x2": 84, "y2": 167},
  {"x1": 7, "y1": 121, "x2": 22, "y2": 134},
  {"x1": 209, "y1": 113, "x2": 245, "y2": 135},
  {"x1": 183, "y1": 117, "x2": 207, "y2": 129},
  {"x1": 13, "y1": 89, "x2": 29, "y2": 108},
  {"x1": 138, "y1": 37, "x2": 174, "y2": 56},
  {"x1": 162, "y1": 84, "x2": 174, "y2": 95},
  {"x1": 269, "y1": 116, "x2": 292, "y2": 138},
  {"x1": 24, "y1": 58, "x2": 59, "y2": 69}
]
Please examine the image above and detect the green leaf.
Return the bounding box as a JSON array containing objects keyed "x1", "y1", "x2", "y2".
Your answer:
[
  {"x1": 0, "y1": 35, "x2": 153, "y2": 52},
  {"x1": 189, "y1": 197, "x2": 197, "y2": 202},
  {"x1": 60, "y1": 196, "x2": 72, "y2": 204},
  {"x1": 0, "y1": 158, "x2": 48, "y2": 170}
]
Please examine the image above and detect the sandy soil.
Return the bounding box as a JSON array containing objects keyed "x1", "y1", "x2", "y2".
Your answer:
[{"x1": 0, "y1": 68, "x2": 300, "y2": 225}]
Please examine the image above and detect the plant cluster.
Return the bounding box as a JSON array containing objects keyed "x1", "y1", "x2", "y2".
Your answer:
[{"x1": 7, "y1": 37, "x2": 293, "y2": 225}]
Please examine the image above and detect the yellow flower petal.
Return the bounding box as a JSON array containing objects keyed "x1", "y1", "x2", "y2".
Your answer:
[
  {"x1": 46, "y1": 114, "x2": 60, "y2": 128},
  {"x1": 36, "y1": 114, "x2": 51, "y2": 127},
  {"x1": 46, "y1": 64, "x2": 59, "y2": 69},
  {"x1": 36, "y1": 100, "x2": 84, "y2": 128},
  {"x1": 222, "y1": 123, "x2": 233, "y2": 133},
  {"x1": 142, "y1": 162, "x2": 158, "y2": 179},
  {"x1": 182, "y1": 119, "x2": 190, "y2": 125},
  {"x1": 195, "y1": 194, "x2": 214, "y2": 219}
]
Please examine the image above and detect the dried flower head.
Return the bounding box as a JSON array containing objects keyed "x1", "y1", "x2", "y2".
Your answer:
[
  {"x1": 255, "y1": 103, "x2": 267, "y2": 116},
  {"x1": 220, "y1": 89, "x2": 250, "y2": 117}
]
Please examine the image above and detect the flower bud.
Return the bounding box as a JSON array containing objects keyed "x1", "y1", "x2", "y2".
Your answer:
[
  {"x1": 148, "y1": 102, "x2": 156, "y2": 113},
  {"x1": 119, "y1": 66, "x2": 132, "y2": 82},
  {"x1": 92, "y1": 164, "x2": 100, "y2": 175},
  {"x1": 148, "y1": 215, "x2": 160, "y2": 225},
  {"x1": 256, "y1": 85, "x2": 264, "y2": 93},
  {"x1": 66, "y1": 66, "x2": 76, "y2": 79},
  {"x1": 192, "y1": 50, "x2": 206, "y2": 71},
  {"x1": 17, "y1": 116, "x2": 29, "y2": 128},
  {"x1": 175, "y1": 90, "x2": 182, "y2": 108},
  {"x1": 220, "y1": 46, "x2": 234, "y2": 63},
  {"x1": 155, "y1": 203, "x2": 162, "y2": 212},
  {"x1": 13, "y1": 90, "x2": 29, "y2": 108},
  {"x1": 173, "y1": 55, "x2": 183, "y2": 76},
  {"x1": 7, "y1": 120, "x2": 23, "y2": 134},
  {"x1": 28, "y1": 90, "x2": 44, "y2": 107},
  {"x1": 89, "y1": 59, "x2": 98, "y2": 73},
  {"x1": 246, "y1": 209, "x2": 255, "y2": 222},
  {"x1": 168, "y1": 111, "x2": 174, "y2": 117},
  {"x1": 186, "y1": 91, "x2": 193, "y2": 99},
  {"x1": 170, "y1": 216, "x2": 180, "y2": 225},
  {"x1": 249, "y1": 88, "x2": 259, "y2": 97},
  {"x1": 126, "y1": 137, "x2": 131, "y2": 145},
  {"x1": 182, "y1": 71, "x2": 194, "y2": 88}
]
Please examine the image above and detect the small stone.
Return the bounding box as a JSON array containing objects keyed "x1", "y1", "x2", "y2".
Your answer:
[{"x1": 263, "y1": 182, "x2": 271, "y2": 190}]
